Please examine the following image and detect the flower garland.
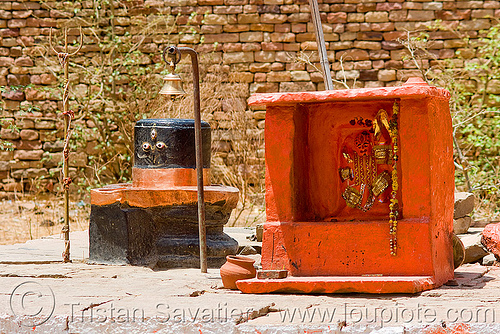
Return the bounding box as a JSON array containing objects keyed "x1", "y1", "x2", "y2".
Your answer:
[{"x1": 389, "y1": 100, "x2": 400, "y2": 256}]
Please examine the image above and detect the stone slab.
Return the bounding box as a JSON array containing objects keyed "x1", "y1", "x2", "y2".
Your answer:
[{"x1": 236, "y1": 276, "x2": 436, "y2": 294}]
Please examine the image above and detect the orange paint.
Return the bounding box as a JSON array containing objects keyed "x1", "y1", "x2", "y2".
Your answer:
[
  {"x1": 91, "y1": 183, "x2": 239, "y2": 209},
  {"x1": 132, "y1": 167, "x2": 210, "y2": 188},
  {"x1": 237, "y1": 78, "x2": 454, "y2": 294}
]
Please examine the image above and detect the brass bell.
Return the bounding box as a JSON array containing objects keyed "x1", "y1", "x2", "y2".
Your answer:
[{"x1": 159, "y1": 73, "x2": 186, "y2": 96}]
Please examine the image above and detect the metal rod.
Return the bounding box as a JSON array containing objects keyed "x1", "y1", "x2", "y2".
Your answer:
[
  {"x1": 308, "y1": 0, "x2": 333, "y2": 90},
  {"x1": 167, "y1": 46, "x2": 207, "y2": 273}
]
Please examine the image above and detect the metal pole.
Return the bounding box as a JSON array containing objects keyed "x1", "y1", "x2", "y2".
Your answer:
[
  {"x1": 167, "y1": 46, "x2": 207, "y2": 273},
  {"x1": 308, "y1": 0, "x2": 334, "y2": 90}
]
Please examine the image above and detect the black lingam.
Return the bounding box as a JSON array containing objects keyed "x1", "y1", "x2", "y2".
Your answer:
[{"x1": 89, "y1": 118, "x2": 239, "y2": 268}]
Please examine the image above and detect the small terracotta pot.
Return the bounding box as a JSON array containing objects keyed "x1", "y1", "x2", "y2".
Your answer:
[{"x1": 220, "y1": 255, "x2": 257, "y2": 290}]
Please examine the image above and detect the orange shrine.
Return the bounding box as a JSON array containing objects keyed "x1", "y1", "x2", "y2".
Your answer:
[{"x1": 237, "y1": 77, "x2": 455, "y2": 294}]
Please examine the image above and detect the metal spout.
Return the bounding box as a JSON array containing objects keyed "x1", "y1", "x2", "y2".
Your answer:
[{"x1": 159, "y1": 73, "x2": 186, "y2": 96}]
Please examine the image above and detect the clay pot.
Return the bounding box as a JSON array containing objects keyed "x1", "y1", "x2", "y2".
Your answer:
[{"x1": 220, "y1": 255, "x2": 257, "y2": 290}]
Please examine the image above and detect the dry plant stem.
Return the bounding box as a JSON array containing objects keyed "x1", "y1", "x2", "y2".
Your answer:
[
  {"x1": 453, "y1": 130, "x2": 472, "y2": 192},
  {"x1": 49, "y1": 27, "x2": 83, "y2": 263}
]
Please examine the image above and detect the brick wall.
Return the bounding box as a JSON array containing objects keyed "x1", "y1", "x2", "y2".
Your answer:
[{"x1": 0, "y1": 0, "x2": 498, "y2": 195}]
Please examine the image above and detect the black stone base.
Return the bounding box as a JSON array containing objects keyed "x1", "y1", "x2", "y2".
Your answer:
[{"x1": 89, "y1": 202, "x2": 238, "y2": 268}]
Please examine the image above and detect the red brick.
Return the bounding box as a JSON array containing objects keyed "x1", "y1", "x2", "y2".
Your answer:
[
  {"x1": 250, "y1": 23, "x2": 274, "y2": 32},
  {"x1": 376, "y1": 3, "x2": 403, "y2": 11},
  {"x1": 336, "y1": 49, "x2": 369, "y2": 61},
  {"x1": 436, "y1": 10, "x2": 471, "y2": 20},
  {"x1": 327, "y1": 12, "x2": 347, "y2": 24},
  {"x1": 357, "y1": 32, "x2": 383, "y2": 41},
  {"x1": 14, "y1": 56, "x2": 33, "y2": 67},
  {"x1": 16, "y1": 140, "x2": 42, "y2": 150},
  {"x1": 357, "y1": 3, "x2": 376, "y2": 12},
  {"x1": 262, "y1": 42, "x2": 283, "y2": 51},
  {"x1": 7, "y1": 19, "x2": 25, "y2": 28}
]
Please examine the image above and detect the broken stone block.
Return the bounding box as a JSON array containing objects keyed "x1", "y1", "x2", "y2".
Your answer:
[
  {"x1": 257, "y1": 270, "x2": 288, "y2": 279},
  {"x1": 459, "y1": 231, "x2": 489, "y2": 264},
  {"x1": 454, "y1": 192, "x2": 475, "y2": 219},
  {"x1": 481, "y1": 223, "x2": 500, "y2": 260},
  {"x1": 482, "y1": 254, "x2": 497, "y2": 266},
  {"x1": 454, "y1": 216, "x2": 472, "y2": 234}
]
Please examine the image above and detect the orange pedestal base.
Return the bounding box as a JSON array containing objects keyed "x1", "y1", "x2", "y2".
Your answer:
[
  {"x1": 237, "y1": 276, "x2": 435, "y2": 294},
  {"x1": 240, "y1": 78, "x2": 454, "y2": 294}
]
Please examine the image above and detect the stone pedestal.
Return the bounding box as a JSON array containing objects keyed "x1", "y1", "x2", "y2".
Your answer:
[{"x1": 89, "y1": 119, "x2": 239, "y2": 268}]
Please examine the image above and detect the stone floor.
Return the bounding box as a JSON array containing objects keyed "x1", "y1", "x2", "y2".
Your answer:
[{"x1": 1, "y1": 230, "x2": 500, "y2": 333}]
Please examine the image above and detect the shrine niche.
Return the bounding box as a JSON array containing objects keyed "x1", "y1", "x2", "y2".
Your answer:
[{"x1": 237, "y1": 77, "x2": 455, "y2": 294}]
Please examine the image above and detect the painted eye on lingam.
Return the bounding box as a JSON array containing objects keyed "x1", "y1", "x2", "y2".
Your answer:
[
  {"x1": 142, "y1": 142, "x2": 152, "y2": 151},
  {"x1": 156, "y1": 142, "x2": 166, "y2": 150}
]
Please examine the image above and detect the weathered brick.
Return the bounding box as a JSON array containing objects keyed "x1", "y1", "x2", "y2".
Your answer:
[
  {"x1": 35, "y1": 120, "x2": 56, "y2": 130},
  {"x1": 369, "y1": 50, "x2": 390, "y2": 60},
  {"x1": 382, "y1": 41, "x2": 404, "y2": 51},
  {"x1": 237, "y1": 13, "x2": 260, "y2": 24},
  {"x1": 336, "y1": 49, "x2": 369, "y2": 61},
  {"x1": 12, "y1": 10, "x2": 32, "y2": 19},
  {"x1": 3, "y1": 182, "x2": 23, "y2": 192},
  {"x1": 240, "y1": 31, "x2": 263, "y2": 42},
  {"x1": 354, "y1": 41, "x2": 381, "y2": 50},
  {"x1": 261, "y1": 42, "x2": 283, "y2": 51},
  {"x1": 2, "y1": 89, "x2": 24, "y2": 100},
  {"x1": 7, "y1": 19, "x2": 25, "y2": 28},
  {"x1": 223, "y1": 51, "x2": 254, "y2": 63},
  {"x1": 0, "y1": 56, "x2": 13, "y2": 66},
  {"x1": 14, "y1": 56, "x2": 33, "y2": 67},
  {"x1": 254, "y1": 72, "x2": 266, "y2": 82},
  {"x1": 459, "y1": 19, "x2": 491, "y2": 30},
  {"x1": 242, "y1": 42, "x2": 261, "y2": 51},
  {"x1": 249, "y1": 62, "x2": 271, "y2": 72},
  {"x1": 357, "y1": 3, "x2": 376, "y2": 12},
  {"x1": 385, "y1": 60, "x2": 403, "y2": 69},
  {"x1": 270, "y1": 32, "x2": 295, "y2": 42},
  {"x1": 19, "y1": 129, "x2": 38, "y2": 141},
  {"x1": 347, "y1": 13, "x2": 365, "y2": 23},
  {"x1": 250, "y1": 23, "x2": 273, "y2": 32},
  {"x1": 203, "y1": 33, "x2": 239, "y2": 43},
  {"x1": 327, "y1": 12, "x2": 347, "y2": 23},
  {"x1": 388, "y1": 10, "x2": 407, "y2": 22},
  {"x1": 204, "y1": 14, "x2": 228, "y2": 25},
  {"x1": 288, "y1": 13, "x2": 309, "y2": 22},
  {"x1": 255, "y1": 51, "x2": 275, "y2": 62},
  {"x1": 335, "y1": 70, "x2": 359, "y2": 80},
  {"x1": 261, "y1": 13, "x2": 287, "y2": 24},
  {"x1": 7, "y1": 74, "x2": 29, "y2": 86},
  {"x1": 16, "y1": 140, "x2": 42, "y2": 150},
  {"x1": 290, "y1": 71, "x2": 310, "y2": 81},
  {"x1": 353, "y1": 60, "x2": 372, "y2": 70},
  {"x1": 249, "y1": 82, "x2": 279, "y2": 94},
  {"x1": 279, "y1": 81, "x2": 315, "y2": 92},
  {"x1": 229, "y1": 71, "x2": 254, "y2": 82},
  {"x1": 214, "y1": 5, "x2": 243, "y2": 14},
  {"x1": 365, "y1": 12, "x2": 388, "y2": 23},
  {"x1": 14, "y1": 149, "x2": 43, "y2": 161},
  {"x1": 223, "y1": 24, "x2": 249, "y2": 33},
  {"x1": 357, "y1": 32, "x2": 383, "y2": 41},
  {"x1": 407, "y1": 10, "x2": 435, "y2": 21},
  {"x1": 0, "y1": 10, "x2": 12, "y2": 20},
  {"x1": 377, "y1": 3, "x2": 403, "y2": 11},
  {"x1": 0, "y1": 128, "x2": 19, "y2": 140}
]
